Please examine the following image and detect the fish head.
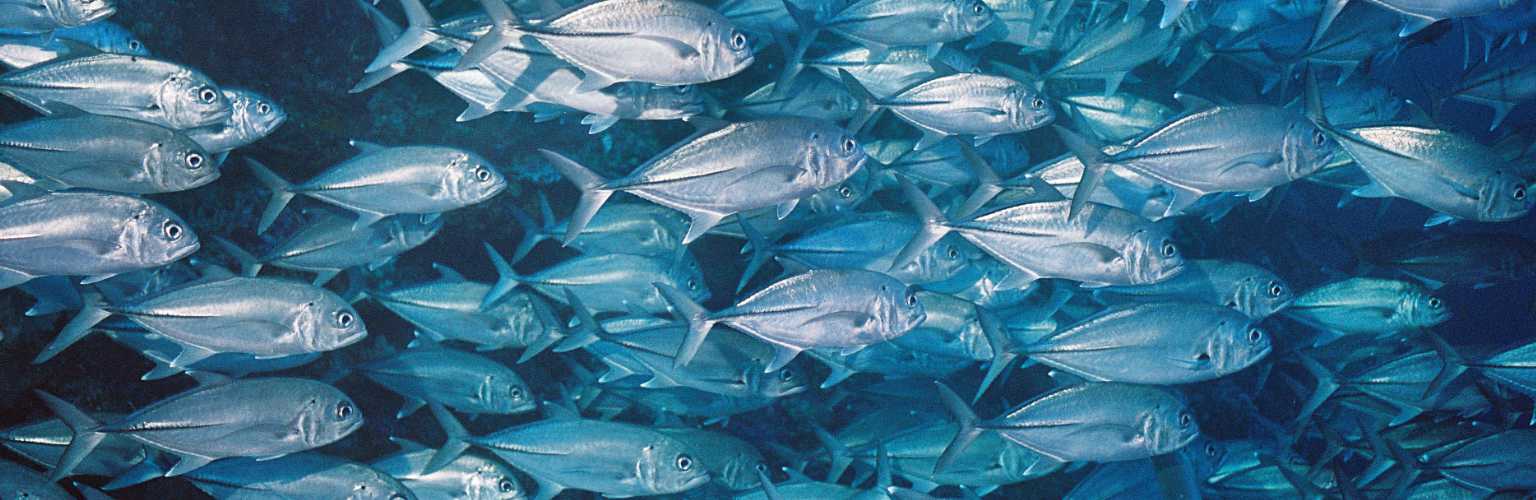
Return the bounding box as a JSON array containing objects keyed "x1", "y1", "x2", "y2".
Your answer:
[
  {"x1": 45, "y1": 0, "x2": 116, "y2": 28},
  {"x1": 123, "y1": 200, "x2": 200, "y2": 267},
  {"x1": 1003, "y1": 84, "x2": 1056, "y2": 131},
  {"x1": 1143, "y1": 394, "x2": 1200, "y2": 457},
  {"x1": 670, "y1": 254, "x2": 712, "y2": 304},
  {"x1": 638, "y1": 437, "x2": 712, "y2": 494},
  {"x1": 1207, "y1": 317, "x2": 1271, "y2": 376},
  {"x1": 347, "y1": 468, "x2": 416, "y2": 500},
  {"x1": 1127, "y1": 229, "x2": 1186, "y2": 285},
  {"x1": 1477, "y1": 171, "x2": 1532, "y2": 222},
  {"x1": 144, "y1": 132, "x2": 219, "y2": 193},
  {"x1": 481, "y1": 373, "x2": 537, "y2": 415},
  {"x1": 445, "y1": 150, "x2": 509, "y2": 206},
  {"x1": 464, "y1": 459, "x2": 525, "y2": 500},
  {"x1": 701, "y1": 19, "x2": 755, "y2": 82},
  {"x1": 804, "y1": 123, "x2": 869, "y2": 190},
  {"x1": 945, "y1": 0, "x2": 998, "y2": 36},
  {"x1": 299, "y1": 386, "x2": 364, "y2": 448},
  {"x1": 1284, "y1": 119, "x2": 1337, "y2": 180},
  {"x1": 1233, "y1": 272, "x2": 1293, "y2": 318},
  {"x1": 887, "y1": 283, "x2": 928, "y2": 339},
  {"x1": 304, "y1": 292, "x2": 368, "y2": 352},
  {"x1": 226, "y1": 88, "x2": 287, "y2": 146},
  {"x1": 1399, "y1": 289, "x2": 1451, "y2": 328},
  {"x1": 751, "y1": 362, "x2": 810, "y2": 398},
  {"x1": 803, "y1": 168, "x2": 874, "y2": 215},
  {"x1": 160, "y1": 70, "x2": 232, "y2": 129},
  {"x1": 630, "y1": 83, "x2": 707, "y2": 121},
  {"x1": 77, "y1": 21, "x2": 148, "y2": 56},
  {"x1": 1184, "y1": 437, "x2": 1230, "y2": 480}
]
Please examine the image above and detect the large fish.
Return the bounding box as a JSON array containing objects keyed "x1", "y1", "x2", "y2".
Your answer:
[
  {"x1": 656, "y1": 268, "x2": 926, "y2": 372},
  {"x1": 0, "y1": 53, "x2": 229, "y2": 129},
  {"x1": 807, "y1": 0, "x2": 995, "y2": 60},
  {"x1": 425, "y1": 404, "x2": 712, "y2": 499},
  {"x1": 98, "y1": 319, "x2": 321, "y2": 381},
  {"x1": 0, "y1": 115, "x2": 215, "y2": 194},
  {"x1": 184, "y1": 88, "x2": 287, "y2": 159},
  {"x1": 0, "y1": 189, "x2": 198, "y2": 291},
  {"x1": 1094, "y1": 259, "x2": 1294, "y2": 319},
  {"x1": 369, "y1": 265, "x2": 564, "y2": 354},
  {"x1": 35, "y1": 377, "x2": 363, "y2": 478},
  {"x1": 178, "y1": 453, "x2": 416, "y2": 500},
  {"x1": 1286, "y1": 277, "x2": 1450, "y2": 342},
  {"x1": 37, "y1": 275, "x2": 367, "y2": 366},
  {"x1": 481, "y1": 243, "x2": 710, "y2": 314},
  {"x1": 842, "y1": 70, "x2": 1055, "y2": 151},
  {"x1": 354, "y1": 342, "x2": 535, "y2": 418},
  {"x1": 1328, "y1": 124, "x2": 1531, "y2": 225},
  {"x1": 0, "y1": 20, "x2": 147, "y2": 69},
  {"x1": 541, "y1": 117, "x2": 867, "y2": 244},
  {"x1": 0, "y1": 0, "x2": 115, "y2": 34},
  {"x1": 371, "y1": 439, "x2": 526, "y2": 500},
  {"x1": 248, "y1": 141, "x2": 506, "y2": 232}
]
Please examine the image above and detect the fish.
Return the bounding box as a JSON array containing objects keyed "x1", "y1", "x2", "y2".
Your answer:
[
  {"x1": 1094, "y1": 259, "x2": 1294, "y2": 319},
  {"x1": 738, "y1": 211, "x2": 980, "y2": 289},
  {"x1": 1447, "y1": 47, "x2": 1536, "y2": 130},
  {"x1": 35, "y1": 377, "x2": 363, "y2": 478},
  {"x1": 1424, "y1": 429, "x2": 1536, "y2": 492},
  {"x1": 656, "y1": 268, "x2": 926, "y2": 372},
  {"x1": 99, "y1": 320, "x2": 322, "y2": 380},
  {"x1": 657, "y1": 427, "x2": 768, "y2": 491},
  {"x1": 842, "y1": 70, "x2": 1055, "y2": 151},
  {"x1": 510, "y1": 194, "x2": 690, "y2": 262},
  {"x1": 0, "y1": 115, "x2": 216, "y2": 194},
  {"x1": 0, "y1": 188, "x2": 198, "y2": 292},
  {"x1": 0, "y1": 20, "x2": 148, "y2": 69},
  {"x1": 177, "y1": 453, "x2": 416, "y2": 500},
  {"x1": 0, "y1": 0, "x2": 115, "y2": 34},
  {"x1": 425, "y1": 404, "x2": 712, "y2": 499},
  {"x1": 480, "y1": 243, "x2": 709, "y2": 314},
  {"x1": 371, "y1": 439, "x2": 526, "y2": 500},
  {"x1": 541, "y1": 116, "x2": 868, "y2": 244},
  {"x1": 0, "y1": 53, "x2": 230, "y2": 129},
  {"x1": 184, "y1": 87, "x2": 287, "y2": 160},
  {"x1": 1327, "y1": 124, "x2": 1531, "y2": 225},
  {"x1": 0, "y1": 459, "x2": 71, "y2": 500},
  {"x1": 806, "y1": 0, "x2": 995, "y2": 61},
  {"x1": 730, "y1": 72, "x2": 860, "y2": 122},
  {"x1": 1286, "y1": 277, "x2": 1450, "y2": 342},
  {"x1": 248, "y1": 141, "x2": 507, "y2": 232},
  {"x1": 37, "y1": 274, "x2": 367, "y2": 367},
  {"x1": 368, "y1": 264, "x2": 565, "y2": 354},
  {"x1": 219, "y1": 211, "x2": 443, "y2": 286},
  {"x1": 0, "y1": 414, "x2": 147, "y2": 478},
  {"x1": 1361, "y1": 231, "x2": 1536, "y2": 289},
  {"x1": 352, "y1": 341, "x2": 536, "y2": 418}
]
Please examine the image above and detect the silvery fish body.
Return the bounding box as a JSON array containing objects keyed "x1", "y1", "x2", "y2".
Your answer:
[
  {"x1": 717, "y1": 0, "x2": 845, "y2": 33},
  {"x1": 100, "y1": 321, "x2": 321, "y2": 380},
  {"x1": 0, "y1": 459, "x2": 69, "y2": 500},
  {"x1": 1332, "y1": 350, "x2": 1489, "y2": 422},
  {"x1": 185, "y1": 88, "x2": 287, "y2": 154},
  {"x1": 1433, "y1": 429, "x2": 1536, "y2": 492},
  {"x1": 493, "y1": 251, "x2": 710, "y2": 314},
  {"x1": 372, "y1": 443, "x2": 525, "y2": 500},
  {"x1": 707, "y1": 269, "x2": 925, "y2": 355},
  {"x1": 0, "y1": 115, "x2": 215, "y2": 194},
  {"x1": 259, "y1": 212, "x2": 442, "y2": 278},
  {"x1": 357, "y1": 345, "x2": 535, "y2": 416},
  {"x1": 545, "y1": 117, "x2": 867, "y2": 244},
  {"x1": 863, "y1": 138, "x2": 976, "y2": 190},
  {"x1": 1059, "y1": 91, "x2": 1178, "y2": 142},
  {"x1": 821, "y1": 0, "x2": 995, "y2": 54},
  {"x1": 938, "y1": 200, "x2": 1185, "y2": 287},
  {"x1": 38, "y1": 378, "x2": 363, "y2": 477},
  {"x1": 657, "y1": 428, "x2": 766, "y2": 491},
  {"x1": 255, "y1": 144, "x2": 507, "y2": 232},
  {"x1": 1287, "y1": 277, "x2": 1449, "y2": 337},
  {"x1": 1024, "y1": 302, "x2": 1271, "y2": 385},
  {"x1": 878, "y1": 72, "x2": 1055, "y2": 150},
  {"x1": 587, "y1": 316, "x2": 809, "y2": 399},
  {"x1": 509, "y1": 0, "x2": 754, "y2": 88},
  {"x1": 872, "y1": 421, "x2": 1064, "y2": 491},
  {"x1": 975, "y1": 383, "x2": 1198, "y2": 462},
  {"x1": 1333, "y1": 125, "x2": 1531, "y2": 224},
  {"x1": 807, "y1": 45, "x2": 944, "y2": 98},
  {"x1": 0, "y1": 20, "x2": 146, "y2": 69},
  {"x1": 181, "y1": 453, "x2": 415, "y2": 500},
  {"x1": 54, "y1": 19, "x2": 142, "y2": 53},
  {"x1": 1477, "y1": 341, "x2": 1536, "y2": 397},
  {"x1": 1044, "y1": 12, "x2": 1181, "y2": 90},
  {"x1": 0, "y1": 53, "x2": 230, "y2": 129},
  {"x1": 0, "y1": 414, "x2": 145, "y2": 478},
  {"x1": 371, "y1": 274, "x2": 560, "y2": 351},
  {"x1": 1448, "y1": 47, "x2": 1536, "y2": 130},
  {"x1": 517, "y1": 200, "x2": 690, "y2": 261},
  {"x1": 0, "y1": 190, "x2": 197, "y2": 289},
  {"x1": 732, "y1": 73, "x2": 859, "y2": 122},
  {"x1": 0, "y1": 0, "x2": 114, "y2": 34},
  {"x1": 1094, "y1": 259, "x2": 1293, "y2": 319},
  {"x1": 590, "y1": 383, "x2": 778, "y2": 419},
  {"x1": 768, "y1": 212, "x2": 977, "y2": 285}
]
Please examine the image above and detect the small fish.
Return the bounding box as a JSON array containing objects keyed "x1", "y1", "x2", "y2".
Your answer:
[
  {"x1": 371, "y1": 439, "x2": 526, "y2": 500},
  {"x1": 248, "y1": 141, "x2": 506, "y2": 232},
  {"x1": 0, "y1": 0, "x2": 115, "y2": 34},
  {"x1": 178, "y1": 453, "x2": 416, "y2": 500},
  {"x1": 0, "y1": 115, "x2": 215, "y2": 194},
  {"x1": 185, "y1": 88, "x2": 287, "y2": 158},
  {"x1": 0, "y1": 53, "x2": 230, "y2": 129},
  {"x1": 0, "y1": 20, "x2": 147, "y2": 69},
  {"x1": 1328, "y1": 124, "x2": 1531, "y2": 225},
  {"x1": 368, "y1": 264, "x2": 564, "y2": 354},
  {"x1": 807, "y1": 0, "x2": 995, "y2": 61},
  {"x1": 353, "y1": 342, "x2": 535, "y2": 418},
  {"x1": 1094, "y1": 259, "x2": 1294, "y2": 319},
  {"x1": 480, "y1": 243, "x2": 710, "y2": 314},
  {"x1": 842, "y1": 70, "x2": 1055, "y2": 151},
  {"x1": 220, "y1": 211, "x2": 443, "y2": 286},
  {"x1": 1287, "y1": 277, "x2": 1450, "y2": 343}
]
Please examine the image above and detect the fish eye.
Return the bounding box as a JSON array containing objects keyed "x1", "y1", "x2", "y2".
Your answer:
[
  {"x1": 162, "y1": 220, "x2": 183, "y2": 240},
  {"x1": 686, "y1": 278, "x2": 698, "y2": 290},
  {"x1": 1247, "y1": 328, "x2": 1264, "y2": 344},
  {"x1": 731, "y1": 31, "x2": 747, "y2": 50},
  {"x1": 1030, "y1": 97, "x2": 1045, "y2": 110},
  {"x1": 1161, "y1": 241, "x2": 1177, "y2": 258},
  {"x1": 837, "y1": 185, "x2": 853, "y2": 198},
  {"x1": 841, "y1": 137, "x2": 857, "y2": 154},
  {"x1": 970, "y1": 1, "x2": 985, "y2": 15},
  {"x1": 755, "y1": 463, "x2": 769, "y2": 473},
  {"x1": 257, "y1": 103, "x2": 271, "y2": 114},
  {"x1": 336, "y1": 311, "x2": 355, "y2": 328},
  {"x1": 905, "y1": 291, "x2": 918, "y2": 307},
  {"x1": 947, "y1": 246, "x2": 960, "y2": 259},
  {"x1": 1514, "y1": 185, "x2": 1526, "y2": 201},
  {"x1": 199, "y1": 88, "x2": 217, "y2": 103},
  {"x1": 128, "y1": 40, "x2": 141, "y2": 50},
  {"x1": 779, "y1": 368, "x2": 795, "y2": 381},
  {"x1": 1205, "y1": 443, "x2": 1218, "y2": 457},
  {"x1": 676, "y1": 454, "x2": 694, "y2": 471},
  {"x1": 474, "y1": 166, "x2": 492, "y2": 182},
  {"x1": 185, "y1": 153, "x2": 204, "y2": 169},
  {"x1": 1428, "y1": 297, "x2": 1442, "y2": 309},
  {"x1": 510, "y1": 387, "x2": 525, "y2": 400},
  {"x1": 1178, "y1": 412, "x2": 1193, "y2": 428},
  {"x1": 335, "y1": 401, "x2": 353, "y2": 420},
  {"x1": 498, "y1": 479, "x2": 516, "y2": 493},
  {"x1": 389, "y1": 495, "x2": 407, "y2": 500},
  {"x1": 1312, "y1": 129, "x2": 1327, "y2": 147},
  {"x1": 1268, "y1": 282, "x2": 1283, "y2": 297}
]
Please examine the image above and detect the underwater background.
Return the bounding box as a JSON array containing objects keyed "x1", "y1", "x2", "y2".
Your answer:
[{"x1": 0, "y1": 0, "x2": 1534, "y2": 498}]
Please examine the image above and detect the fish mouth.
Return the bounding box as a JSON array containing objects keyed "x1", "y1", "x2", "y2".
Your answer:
[
  {"x1": 507, "y1": 399, "x2": 538, "y2": 414},
  {"x1": 169, "y1": 240, "x2": 201, "y2": 262},
  {"x1": 335, "y1": 328, "x2": 369, "y2": 349},
  {"x1": 680, "y1": 473, "x2": 712, "y2": 491}
]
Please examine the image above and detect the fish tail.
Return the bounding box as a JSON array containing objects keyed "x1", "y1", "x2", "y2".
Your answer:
[
  {"x1": 933, "y1": 381, "x2": 984, "y2": 474},
  {"x1": 973, "y1": 308, "x2": 1020, "y2": 404},
  {"x1": 552, "y1": 288, "x2": 601, "y2": 352},
  {"x1": 537, "y1": 149, "x2": 614, "y2": 245},
  {"x1": 424, "y1": 402, "x2": 472, "y2": 474},
  {"x1": 654, "y1": 282, "x2": 716, "y2": 368},
  {"x1": 363, "y1": 0, "x2": 441, "y2": 74},
  {"x1": 1290, "y1": 353, "x2": 1340, "y2": 429},
  {"x1": 33, "y1": 391, "x2": 105, "y2": 481},
  {"x1": 211, "y1": 236, "x2": 263, "y2": 277},
  {"x1": 808, "y1": 421, "x2": 853, "y2": 483},
  {"x1": 245, "y1": 158, "x2": 296, "y2": 234},
  {"x1": 350, "y1": 0, "x2": 411, "y2": 92},
  {"x1": 952, "y1": 141, "x2": 1005, "y2": 220},
  {"x1": 456, "y1": 0, "x2": 524, "y2": 71},
  {"x1": 735, "y1": 217, "x2": 775, "y2": 295},
  {"x1": 479, "y1": 242, "x2": 523, "y2": 310},
  {"x1": 1158, "y1": 0, "x2": 1192, "y2": 29},
  {"x1": 835, "y1": 69, "x2": 883, "y2": 133},
  {"x1": 1052, "y1": 125, "x2": 1110, "y2": 223},
  {"x1": 889, "y1": 178, "x2": 954, "y2": 272},
  {"x1": 34, "y1": 291, "x2": 111, "y2": 364},
  {"x1": 510, "y1": 191, "x2": 557, "y2": 262},
  {"x1": 517, "y1": 296, "x2": 563, "y2": 362},
  {"x1": 768, "y1": 0, "x2": 820, "y2": 100}
]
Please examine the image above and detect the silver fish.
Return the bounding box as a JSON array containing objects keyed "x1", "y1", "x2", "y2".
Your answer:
[
  {"x1": 371, "y1": 439, "x2": 526, "y2": 500},
  {"x1": 844, "y1": 71, "x2": 1055, "y2": 151},
  {"x1": 741, "y1": 211, "x2": 979, "y2": 287},
  {"x1": 180, "y1": 453, "x2": 416, "y2": 500},
  {"x1": 0, "y1": 189, "x2": 197, "y2": 291},
  {"x1": 0, "y1": 20, "x2": 147, "y2": 69},
  {"x1": 0, "y1": 414, "x2": 146, "y2": 478},
  {"x1": 223, "y1": 211, "x2": 442, "y2": 286},
  {"x1": 731, "y1": 72, "x2": 860, "y2": 122},
  {"x1": 1430, "y1": 428, "x2": 1536, "y2": 492},
  {"x1": 1094, "y1": 259, "x2": 1294, "y2": 319},
  {"x1": 1012, "y1": 302, "x2": 1272, "y2": 385},
  {"x1": 0, "y1": 0, "x2": 115, "y2": 34},
  {"x1": 806, "y1": 45, "x2": 946, "y2": 98},
  {"x1": 426, "y1": 405, "x2": 712, "y2": 498},
  {"x1": 1286, "y1": 277, "x2": 1450, "y2": 341},
  {"x1": 481, "y1": 244, "x2": 710, "y2": 314},
  {"x1": 511, "y1": 196, "x2": 690, "y2": 262},
  {"x1": 541, "y1": 117, "x2": 868, "y2": 244},
  {"x1": 0, "y1": 115, "x2": 215, "y2": 194},
  {"x1": 815, "y1": 0, "x2": 995, "y2": 59},
  {"x1": 99, "y1": 320, "x2": 321, "y2": 381},
  {"x1": 577, "y1": 311, "x2": 810, "y2": 399},
  {"x1": 1448, "y1": 47, "x2": 1536, "y2": 130},
  {"x1": 36, "y1": 377, "x2": 363, "y2": 478},
  {"x1": 38, "y1": 275, "x2": 367, "y2": 366},
  {"x1": 185, "y1": 88, "x2": 287, "y2": 156},
  {"x1": 658, "y1": 428, "x2": 768, "y2": 491},
  {"x1": 1329, "y1": 125, "x2": 1531, "y2": 225},
  {"x1": 249, "y1": 141, "x2": 507, "y2": 232},
  {"x1": 0, "y1": 53, "x2": 229, "y2": 129},
  {"x1": 369, "y1": 265, "x2": 563, "y2": 353},
  {"x1": 1059, "y1": 91, "x2": 1178, "y2": 143},
  {"x1": 355, "y1": 343, "x2": 535, "y2": 418},
  {"x1": 657, "y1": 268, "x2": 926, "y2": 372}
]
